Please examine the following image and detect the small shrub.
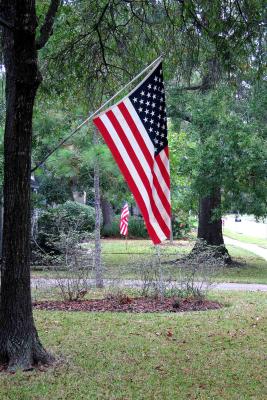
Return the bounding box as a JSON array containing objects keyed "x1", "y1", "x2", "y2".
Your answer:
[
  {"x1": 101, "y1": 216, "x2": 120, "y2": 237},
  {"x1": 52, "y1": 230, "x2": 94, "y2": 301},
  {"x1": 171, "y1": 214, "x2": 194, "y2": 239},
  {"x1": 138, "y1": 254, "x2": 168, "y2": 299},
  {"x1": 136, "y1": 242, "x2": 221, "y2": 300},
  {"x1": 105, "y1": 291, "x2": 132, "y2": 305},
  {"x1": 128, "y1": 217, "x2": 148, "y2": 239},
  {"x1": 36, "y1": 201, "x2": 95, "y2": 252}
]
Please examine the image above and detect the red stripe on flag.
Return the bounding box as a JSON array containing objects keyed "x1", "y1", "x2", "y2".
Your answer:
[
  {"x1": 118, "y1": 102, "x2": 154, "y2": 168},
  {"x1": 93, "y1": 117, "x2": 162, "y2": 244},
  {"x1": 163, "y1": 147, "x2": 171, "y2": 189},
  {"x1": 152, "y1": 171, "x2": 171, "y2": 216},
  {"x1": 106, "y1": 110, "x2": 170, "y2": 237},
  {"x1": 119, "y1": 102, "x2": 171, "y2": 216},
  {"x1": 155, "y1": 150, "x2": 170, "y2": 190}
]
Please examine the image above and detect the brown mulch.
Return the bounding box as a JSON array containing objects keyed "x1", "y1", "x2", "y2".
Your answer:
[{"x1": 33, "y1": 297, "x2": 222, "y2": 313}]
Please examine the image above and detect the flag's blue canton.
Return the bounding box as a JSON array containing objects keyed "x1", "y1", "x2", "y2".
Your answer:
[{"x1": 129, "y1": 62, "x2": 167, "y2": 156}]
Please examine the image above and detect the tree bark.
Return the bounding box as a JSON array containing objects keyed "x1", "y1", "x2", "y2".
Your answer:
[
  {"x1": 193, "y1": 189, "x2": 231, "y2": 262},
  {"x1": 197, "y1": 188, "x2": 223, "y2": 245},
  {"x1": 93, "y1": 128, "x2": 104, "y2": 288},
  {"x1": 0, "y1": 0, "x2": 59, "y2": 371},
  {"x1": 0, "y1": 192, "x2": 3, "y2": 258},
  {"x1": 101, "y1": 197, "x2": 113, "y2": 230}
]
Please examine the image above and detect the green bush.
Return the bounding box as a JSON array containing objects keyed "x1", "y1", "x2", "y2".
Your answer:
[
  {"x1": 128, "y1": 217, "x2": 148, "y2": 238},
  {"x1": 101, "y1": 211, "x2": 195, "y2": 240},
  {"x1": 101, "y1": 217, "x2": 120, "y2": 237},
  {"x1": 171, "y1": 212, "x2": 195, "y2": 239},
  {"x1": 101, "y1": 215, "x2": 148, "y2": 239},
  {"x1": 36, "y1": 201, "x2": 95, "y2": 252}
]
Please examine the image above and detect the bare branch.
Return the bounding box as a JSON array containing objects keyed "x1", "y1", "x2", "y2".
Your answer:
[
  {"x1": 234, "y1": 0, "x2": 247, "y2": 23},
  {"x1": 96, "y1": 26, "x2": 108, "y2": 68},
  {"x1": 36, "y1": 0, "x2": 61, "y2": 50},
  {"x1": 93, "y1": 1, "x2": 110, "y2": 30}
]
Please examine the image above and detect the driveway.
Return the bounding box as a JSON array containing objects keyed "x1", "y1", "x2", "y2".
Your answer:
[{"x1": 224, "y1": 236, "x2": 267, "y2": 261}]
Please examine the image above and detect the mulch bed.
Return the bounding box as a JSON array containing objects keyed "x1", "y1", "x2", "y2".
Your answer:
[{"x1": 33, "y1": 297, "x2": 222, "y2": 313}]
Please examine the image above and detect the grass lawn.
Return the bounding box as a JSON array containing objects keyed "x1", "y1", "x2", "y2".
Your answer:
[
  {"x1": 32, "y1": 239, "x2": 267, "y2": 284},
  {"x1": 224, "y1": 229, "x2": 267, "y2": 249},
  {"x1": 0, "y1": 291, "x2": 266, "y2": 400},
  {"x1": 216, "y1": 245, "x2": 267, "y2": 284}
]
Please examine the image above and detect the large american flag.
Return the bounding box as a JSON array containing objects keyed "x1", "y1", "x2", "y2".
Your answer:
[
  {"x1": 93, "y1": 61, "x2": 171, "y2": 244},
  {"x1": 120, "y1": 203, "x2": 129, "y2": 236}
]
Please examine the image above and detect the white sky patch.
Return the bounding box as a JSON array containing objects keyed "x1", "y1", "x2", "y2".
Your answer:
[{"x1": 0, "y1": 64, "x2": 5, "y2": 77}]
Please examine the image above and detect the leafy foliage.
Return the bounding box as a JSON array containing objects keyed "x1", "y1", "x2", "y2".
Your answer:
[
  {"x1": 101, "y1": 215, "x2": 149, "y2": 239},
  {"x1": 169, "y1": 83, "x2": 267, "y2": 218},
  {"x1": 37, "y1": 201, "x2": 95, "y2": 252}
]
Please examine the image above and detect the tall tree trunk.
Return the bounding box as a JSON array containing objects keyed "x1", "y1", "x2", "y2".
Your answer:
[
  {"x1": 193, "y1": 188, "x2": 231, "y2": 262},
  {"x1": 197, "y1": 188, "x2": 223, "y2": 245},
  {"x1": 101, "y1": 197, "x2": 113, "y2": 230},
  {"x1": 0, "y1": 191, "x2": 3, "y2": 258},
  {"x1": 192, "y1": 59, "x2": 230, "y2": 261},
  {"x1": 0, "y1": 1, "x2": 58, "y2": 371},
  {"x1": 93, "y1": 128, "x2": 103, "y2": 288}
]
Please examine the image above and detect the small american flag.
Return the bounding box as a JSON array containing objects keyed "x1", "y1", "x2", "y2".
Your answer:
[
  {"x1": 93, "y1": 61, "x2": 171, "y2": 244},
  {"x1": 120, "y1": 203, "x2": 129, "y2": 236}
]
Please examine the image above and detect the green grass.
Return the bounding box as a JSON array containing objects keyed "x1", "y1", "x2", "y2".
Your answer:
[
  {"x1": 92, "y1": 238, "x2": 191, "y2": 266},
  {"x1": 0, "y1": 291, "x2": 266, "y2": 399},
  {"x1": 224, "y1": 229, "x2": 267, "y2": 249},
  {"x1": 32, "y1": 239, "x2": 267, "y2": 284},
  {"x1": 216, "y1": 245, "x2": 267, "y2": 284}
]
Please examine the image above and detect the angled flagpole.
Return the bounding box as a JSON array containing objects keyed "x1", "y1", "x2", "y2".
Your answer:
[{"x1": 31, "y1": 55, "x2": 163, "y2": 173}]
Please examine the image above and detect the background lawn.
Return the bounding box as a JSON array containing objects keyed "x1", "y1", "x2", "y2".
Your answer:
[
  {"x1": 224, "y1": 229, "x2": 267, "y2": 249},
  {"x1": 217, "y1": 245, "x2": 267, "y2": 284},
  {"x1": 0, "y1": 291, "x2": 266, "y2": 400},
  {"x1": 32, "y1": 239, "x2": 267, "y2": 284}
]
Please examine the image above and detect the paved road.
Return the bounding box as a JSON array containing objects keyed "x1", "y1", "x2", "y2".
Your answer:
[
  {"x1": 224, "y1": 214, "x2": 267, "y2": 239},
  {"x1": 224, "y1": 236, "x2": 267, "y2": 261},
  {"x1": 31, "y1": 278, "x2": 267, "y2": 292}
]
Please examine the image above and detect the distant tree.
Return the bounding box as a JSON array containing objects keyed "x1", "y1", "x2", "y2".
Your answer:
[{"x1": 167, "y1": 0, "x2": 266, "y2": 257}]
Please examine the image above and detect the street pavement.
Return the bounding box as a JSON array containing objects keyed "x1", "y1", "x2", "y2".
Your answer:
[
  {"x1": 31, "y1": 278, "x2": 267, "y2": 292},
  {"x1": 224, "y1": 236, "x2": 267, "y2": 261}
]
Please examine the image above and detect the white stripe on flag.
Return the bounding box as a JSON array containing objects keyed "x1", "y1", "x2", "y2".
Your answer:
[
  {"x1": 100, "y1": 114, "x2": 166, "y2": 242},
  {"x1": 124, "y1": 98, "x2": 171, "y2": 206},
  {"x1": 112, "y1": 106, "x2": 170, "y2": 225}
]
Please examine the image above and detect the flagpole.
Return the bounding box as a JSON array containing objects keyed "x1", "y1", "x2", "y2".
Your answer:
[
  {"x1": 170, "y1": 220, "x2": 173, "y2": 244},
  {"x1": 31, "y1": 55, "x2": 163, "y2": 173},
  {"x1": 155, "y1": 244, "x2": 164, "y2": 301}
]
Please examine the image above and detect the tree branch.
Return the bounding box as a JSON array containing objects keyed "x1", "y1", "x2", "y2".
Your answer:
[
  {"x1": 234, "y1": 0, "x2": 247, "y2": 23},
  {"x1": 36, "y1": 0, "x2": 61, "y2": 50},
  {"x1": 96, "y1": 26, "x2": 108, "y2": 68},
  {"x1": 93, "y1": 1, "x2": 110, "y2": 30},
  {"x1": 94, "y1": 2, "x2": 110, "y2": 70}
]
